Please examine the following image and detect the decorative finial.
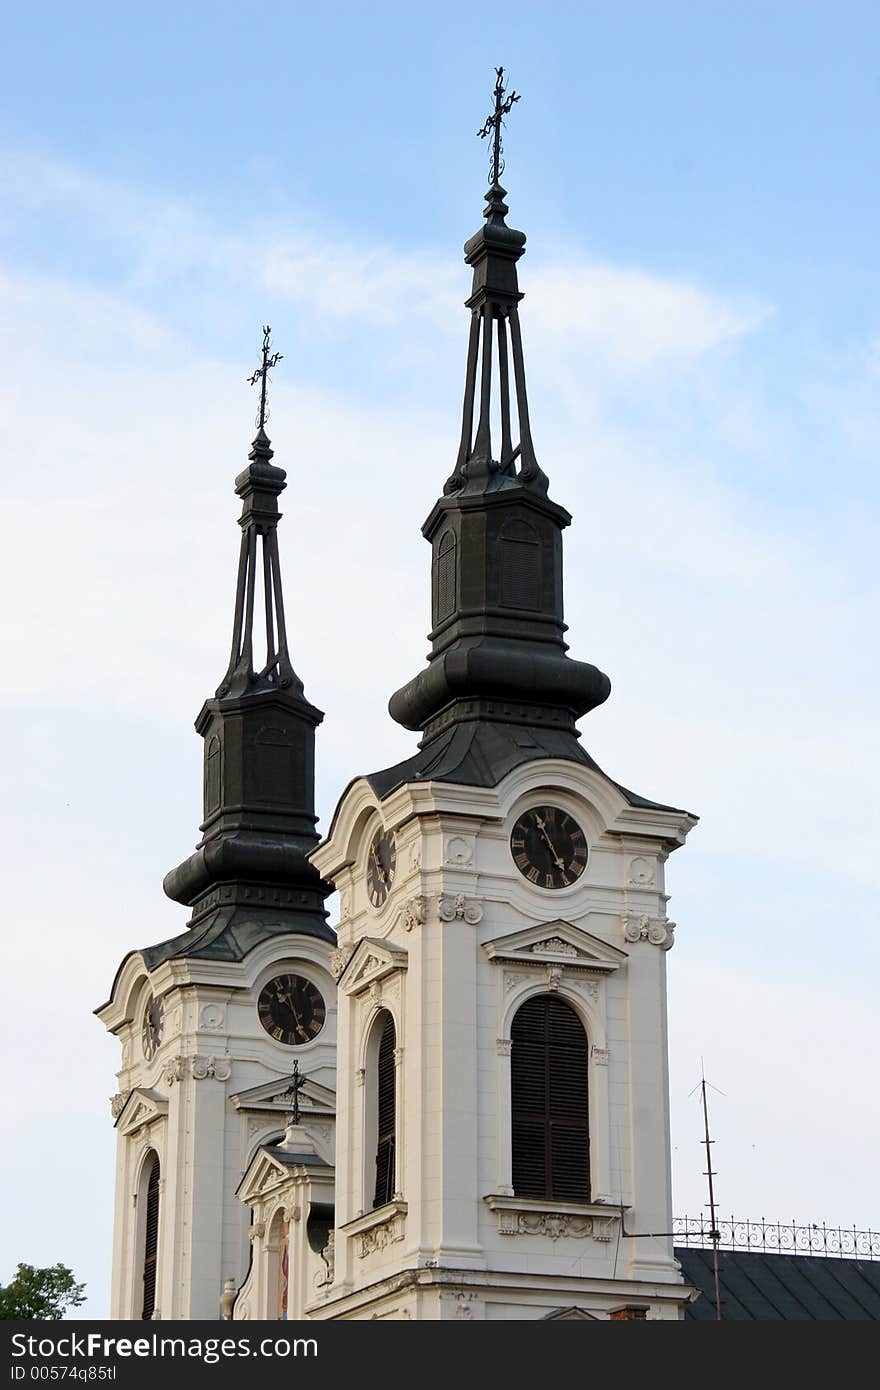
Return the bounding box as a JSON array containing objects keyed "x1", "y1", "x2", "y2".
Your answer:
[
  {"x1": 283, "y1": 1059, "x2": 306, "y2": 1128},
  {"x1": 247, "y1": 325, "x2": 283, "y2": 432},
  {"x1": 477, "y1": 65, "x2": 520, "y2": 187}
]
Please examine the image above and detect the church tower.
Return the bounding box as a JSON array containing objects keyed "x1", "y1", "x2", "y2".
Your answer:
[
  {"x1": 308, "y1": 72, "x2": 698, "y2": 1321},
  {"x1": 96, "y1": 333, "x2": 338, "y2": 1320}
]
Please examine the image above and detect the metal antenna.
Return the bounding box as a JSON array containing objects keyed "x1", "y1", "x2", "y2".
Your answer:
[
  {"x1": 692, "y1": 1061, "x2": 723, "y2": 1321},
  {"x1": 247, "y1": 325, "x2": 283, "y2": 431},
  {"x1": 477, "y1": 65, "x2": 520, "y2": 186}
]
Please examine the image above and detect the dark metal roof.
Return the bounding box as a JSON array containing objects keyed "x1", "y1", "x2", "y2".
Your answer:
[
  {"x1": 365, "y1": 716, "x2": 691, "y2": 813},
  {"x1": 677, "y1": 1248, "x2": 880, "y2": 1320},
  {"x1": 263, "y1": 1145, "x2": 329, "y2": 1168},
  {"x1": 139, "y1": 904, "x2": 334, "y2": 972}
]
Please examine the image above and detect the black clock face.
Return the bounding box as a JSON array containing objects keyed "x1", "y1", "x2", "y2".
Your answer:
[
  {"x1": 258, "y1": 974, "x2": 326, "y2": 1046},
  {"x1": 510, "y1": 805, "x2": 588, "y2": 889},
  {"x1": 142, "y1": 996, "x2": 164, "y2": 1060},
  {"x1": 367, "y1": 828, "x2": 396, "y2": 908}
]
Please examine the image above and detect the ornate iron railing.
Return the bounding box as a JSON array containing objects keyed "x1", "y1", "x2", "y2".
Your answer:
[{"x1": 673, "y1": 1215, "x2": 880, "y2": 1260}]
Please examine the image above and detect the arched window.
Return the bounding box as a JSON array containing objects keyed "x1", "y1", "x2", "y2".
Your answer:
[
  {"x1": 434, "y1": 530, "x2": 457, "y2": 624},
  {"x1": 511, "y1": 995, "x2": 590, "y2": 1202},
  {"x1": 141, "y1": 1152, "x2": 161, "y2": 1320},
  {"x1": 373, "y1": 1013, "x2": 396, "y2": 1208}
]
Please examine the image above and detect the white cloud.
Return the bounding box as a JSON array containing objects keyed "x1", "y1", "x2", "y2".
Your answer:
[{"x1": 527, "y1": 263, "x2": 769, "y2": 365}]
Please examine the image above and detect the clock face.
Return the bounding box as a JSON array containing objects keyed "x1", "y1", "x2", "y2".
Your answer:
[
  {"x1": 258, "y1": 974, "x2": 326, "y2": 1046},
  {"x1": 510, "y1": 805, "x2": 588, "y2": 889},
  {"x1": 367, "y1": 828, "x2": 397, "y2": 908},
  {"x1": 142, "y1": 995, "x2": 164, "y2": 1060}
]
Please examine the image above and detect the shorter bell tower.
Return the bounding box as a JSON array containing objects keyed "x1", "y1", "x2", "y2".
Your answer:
[{"x1": 96, "y1": 331, "x2": 338, "y2": 1320}]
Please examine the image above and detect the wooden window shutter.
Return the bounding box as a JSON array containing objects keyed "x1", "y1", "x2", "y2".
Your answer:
[
  {"x1": 373, "y1": 1014, "x2": 396, "y2": 1208},
  {"x1": 141, "y1": 1153, "x2": 160, "y2": 1320},
  {"x1": 511, "y1": 995, "x2": 590, "y2": 1202}
]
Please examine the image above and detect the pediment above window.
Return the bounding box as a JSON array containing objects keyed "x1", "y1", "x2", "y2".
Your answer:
[
  {"x1": 115, "y1": 1087, "x2": 168, "y2": 1135},
  {"x1": 482, "y1": 921, "x2": 627, "y2": 973},
  {"x1": 230, "y1": 1076, "x2": 336, "y2": 1117},
  {"x1": 543, "y1": 1306, "x2": 598, "y2": 1321},
  {"x1": 337, "y1": 938, "x2": 408, "y2": 997}
]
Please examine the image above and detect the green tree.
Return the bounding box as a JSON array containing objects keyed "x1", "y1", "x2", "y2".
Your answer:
[{"x1": 0, "y1": 1264, "x2": 86, "y2": 1319}]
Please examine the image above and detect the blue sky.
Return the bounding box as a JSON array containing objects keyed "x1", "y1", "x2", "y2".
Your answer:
[{"x1": 1, "y1": 2, "x2": 878, "y2": 1315}]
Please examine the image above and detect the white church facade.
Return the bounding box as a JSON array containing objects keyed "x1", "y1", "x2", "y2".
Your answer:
[{"x1": 95, "y1": 74, "x2": 698, "y2": 1322}]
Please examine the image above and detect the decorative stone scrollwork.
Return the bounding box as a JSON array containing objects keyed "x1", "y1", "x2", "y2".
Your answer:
[
  {"x1": 191, "y1": 1054, "x2": 232, "y2": 1081},
  {"x1": 544, "y1": 963, "x2": 564, "y2": 992},
  {"x1": 497, "y1": 1210, "x2": 616, "y2": 1242},
  {"x1": 359, "y1": 1213, "x2": 405, "y2": 1258},
  {"x1": 623, "y1": 914, "x2": 675, "y2": 950},
  {"x1": 330, "y1": 944, "x2": 355, "y2": 979},
  {"x1": 402, "y1": 895, "x2": 427, "y2": 932},
  {"x1": 166, "y1": 1054, "x2": 231, "y2": 1083},
  {"x1": 110, "y1": 1092, "x2": 127, "y2": 1119},
  {"x1": 249, "y1": 1222, "x2": 265, "y2": 1243},
  {"x1": 438, "y1": 894, "x2": 482, "y2": 924},
  {"x1": 199, "y1": 1003, "x2": 225, "y2": 1031},
  {"x1": 496, "y1": 1037, "x2": 512, "y2": 1057},
  {"x1": 531, "y1": 937, "x2": 578, "y2": 957},
  {"x1": 592, "y1": 1047, "x2": 609, "y2": 1066}
]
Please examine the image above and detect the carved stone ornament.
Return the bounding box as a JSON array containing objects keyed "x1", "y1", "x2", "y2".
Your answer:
[
  {"x1": 497, "y1": 1210, "x2": 616, "y2": 1242},
  {"x1": 249, "y1": 1222, "x2": 266, "y2": 1243},
  {"x1": 531, "y1": 937, "x2": 578, "y2": 957},
  {"x1": 192, "y1": 1054, "x2": 232, "y2": 1081},
  {"x1": 628, "y1": 856, "x2": 655, "y2": 886},
  {"x1": 438, "y1": 894, "x2": 482, "y2": 924},
  {"x1": 165, "y1": 1054, "x2": 231, "y2": 1084},
  {"x1": 444, "y1": 835, "x2": 473, "y2": 866},
  {"x1": 330, "y1": 944, "x2": 355, "y2": 980},
  {"x1": 592, "y1": 1047, "x2": 609, "y2": 1066},
  {"x1": 402, "y1": 895, "x2": 427, "y2": 932},
  {"x1": 164, "y1": 1057, "x2": 185, "y2": 1086},
  {"x1": 623, "y1": 914, "x2": 675, "y2": 950},
  {"x1": 340, "y1": 891, "x2": 351, "y2": 921},
  {"x1": 359, "y1": 1213, "x2": 405, "y2": 1258},
  {"x1": 199, "y1": 1003, "x2": 225, "y2": 1031},
  {"x1": 110, "y1": 1092, "x2": 127, "y2": 1119},
  {"x1": 453, "y1": 1291, "x2": 477, "y2": 1319}
]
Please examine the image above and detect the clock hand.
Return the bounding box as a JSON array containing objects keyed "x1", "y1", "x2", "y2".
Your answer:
[
  {"x1": 534, "y1": 814, "x2": 565, "y2": 869},
  {"x1": 369, "y1": 845, "x2": 387, "y2": 883}
]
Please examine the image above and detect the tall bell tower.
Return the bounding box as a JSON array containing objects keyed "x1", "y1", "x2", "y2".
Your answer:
[
  {"x1": 308, "y1": 72, "x2": 698, "y2": 1321},
  {"x1": 96, "y1": 333, "x2": 338, "y2": 1320}
]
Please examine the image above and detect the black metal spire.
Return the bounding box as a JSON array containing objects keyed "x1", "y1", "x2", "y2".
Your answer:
[
  {"x1": 158, "y1": 334, "x2": 332, "y2": 951},
  {"x1": 218, "y1": 329, "x2": 297, "y2": 701},
  {"x1": 386, "y1": 70, "x2": 609, "y2": 757},
  {"x1": 444, "y1": 67, "x2": 548, "y2": 497}
]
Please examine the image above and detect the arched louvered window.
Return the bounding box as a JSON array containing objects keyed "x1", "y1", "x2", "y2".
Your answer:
[
  {"x1": 434, "y1": 530, "x2": 457, "y2": 624},
  {"x1": 511, "y1": 995, "x2": 590, "y2": 1202},
  {"x1": 141, "y1": 1153, "x2": 161, "y2": 1320},
  {"x1": 373, "y1": 1013, "x2": 396, "y2": 1208}
]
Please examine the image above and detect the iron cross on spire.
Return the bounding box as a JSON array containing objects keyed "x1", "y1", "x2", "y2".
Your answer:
[
  {"x1": 247, "y1": 325, "x2": 283, "y2": 431},
  {"x1": 283, "y1": 1060, "x2": 306, "y2": 1127},
  {"x1": 477, "y1": 65, "x2": 521, "y2": 186}
]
